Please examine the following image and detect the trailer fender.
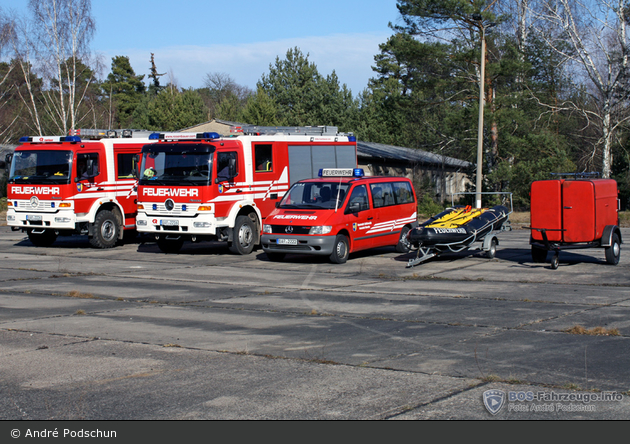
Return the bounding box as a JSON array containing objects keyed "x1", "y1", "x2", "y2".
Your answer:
[
  {"x1": 482, "y1": 235, "x2": 499, "y2": 251},
  {"x1": 601, "y1": 225, "x2": 622, "y2": 247}
]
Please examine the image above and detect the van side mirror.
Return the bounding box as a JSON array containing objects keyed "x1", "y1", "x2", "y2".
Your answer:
[{"x1": 345, "y1": 202, "x2": 361, "y2": 214}]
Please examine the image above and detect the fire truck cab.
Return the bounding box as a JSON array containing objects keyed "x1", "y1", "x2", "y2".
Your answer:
[
  {"x1": 5, "y1": 129, "x2": 152, "y2": 248},
  {"x1": 135, "y1": 126, "x2": 357, "y2": 254}
]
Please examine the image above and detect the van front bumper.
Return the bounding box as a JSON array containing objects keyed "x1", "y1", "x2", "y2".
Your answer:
[{"x1": 261, "y1": 234, "x2": 336, "y2": 256}]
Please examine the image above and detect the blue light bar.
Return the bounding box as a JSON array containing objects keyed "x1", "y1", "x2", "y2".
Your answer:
[{"x1": 149, "y1": 132, "x2": 221, "y2": 141}]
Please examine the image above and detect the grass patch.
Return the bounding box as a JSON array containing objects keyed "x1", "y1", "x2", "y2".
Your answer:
[
  {"x1": 66, "y1": 290, "x2": 95, "y2": 299},
  {"x1": 563, "y1": 325, "x2": 620, "y2": 336}
]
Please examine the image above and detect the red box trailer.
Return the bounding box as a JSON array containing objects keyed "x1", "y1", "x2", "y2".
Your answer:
[{"x1": 529, "y1": 176, "x2": 621, "y2": 269}]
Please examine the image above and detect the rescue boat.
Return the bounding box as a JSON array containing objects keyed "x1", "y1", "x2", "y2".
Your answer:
[{"x1": 407, "y1": 205, "x2": 510, "y2": 249}]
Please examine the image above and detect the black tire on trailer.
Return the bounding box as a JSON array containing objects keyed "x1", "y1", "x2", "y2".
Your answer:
[
  {"x1": 329, "y1": 234, "x2": 349, "y2": 264},
  {"x1": 395, "y1": 226, "x2": 411, "y2": 253},
  {"x1": 89, "y1": 210, "x2": 120, "y2": 249},
  {"x1": 27, "y1": 230, "x2": 57, "y2": 247},
  {"x1": 605, "y1": 233, "x2": 621, "y2": 265},
  {"x1": 228, "y1": 214, "x2": 257, "y2": 255},
  {"x1": 550, "y1": 253, "x2": 560, "y2": 270},
  {"x1": 157, "y1": 237, "x2": 184, "y2": 254},
  {"x1": 531, "y1": 246, "x2": 547, "y2": 263},
  {"x1": 485, "y1": 237, "x2": 497, "y2": 259}
]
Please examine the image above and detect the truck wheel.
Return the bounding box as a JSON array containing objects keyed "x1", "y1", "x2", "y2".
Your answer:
[
  {"x1": 605, "y1": 233, "x2": 621, "y2": 265},
  {"x1": 89, "y1": 210, "x2": 120, "y2": 249},
  {"x1": 531, "y1": 246, "x2": 547, "y2": 263},
  {"x1": 157, "y1": 237, "x2": 184, "y2": 254},
  {"x1": 28, "y1": 230, "x2": 57, "y2": 247},
  {"x1": 228, "y1": 215, "x2": 257, "y2": 255},
  {"x1": 329, "y1": 234, "x2": 349, "y2": 264},
  {"x1": 395, "y1": 226, "x2": 411, "y2": 253}
]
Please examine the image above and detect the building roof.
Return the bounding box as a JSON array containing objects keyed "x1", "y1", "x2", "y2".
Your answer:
[{"x1": 357, "y1": 141, "x2": 471, "y2": 169}]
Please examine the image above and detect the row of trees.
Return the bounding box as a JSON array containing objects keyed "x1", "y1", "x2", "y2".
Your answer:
[{"x1": 1, "y1": 0, "x2": 629, "y2": 208}]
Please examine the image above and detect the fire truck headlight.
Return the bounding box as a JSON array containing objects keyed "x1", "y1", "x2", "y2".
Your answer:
[
  {"x1": 54, "y1": 217, "x2": 71, "y2": 223},
  {"x1": 198, "y1": 205, "x2": 213, "y2": 212},
  {"x1": 7, "y1": 201, "x2": 13, "y2": 207},
  {"x1": 136, "y1": 220, "x2": 147, "y2": 226},
  {"x1": 7, "y1": 215, "x2": 15, "y2": 221},
  {"x1": 59, "y1": 202, "x2": 71, "y2": 208},
  {"x1": 193, "y1": 222, "x2": 211, "y2": 228},
  {"x1": 137, "y1": 204, "x2": 145, "y2": 210},
  {"x1": 263, "y1": 224, "x2": 273, "y2": 233},
  {"x1": 309, "y1": 226, "x2": 332, "y2": 235}
]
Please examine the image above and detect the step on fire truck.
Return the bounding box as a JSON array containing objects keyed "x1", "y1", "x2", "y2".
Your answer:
[
  {"x1": 135, "y1": 125, "x2": 357, "y2": 254},
  {"x1": 5, "y1": 129, "x2": 153, "y2": 248}
]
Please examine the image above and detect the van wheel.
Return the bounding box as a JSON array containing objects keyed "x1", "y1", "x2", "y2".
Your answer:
[
  {"x1": 89, "y1": 210, "x2": 119, "y2": 249},
  {"x1": 605, "y1": 233, "x2": 621, "y2": 265},
  {"x1": 157, "y1": 237, "x2": 184, "y2": 253},
  {"x1": 395, "y1": 226, "x2": 411, "y2": 253},
  {"x1": 266, "y1": 252, "x2": 285, "y2": 262},
  {"x1": 228, "y1": 215, "x2": 257, "y2": 255},
  {"x1": 28, "y1": 230, "x2": 57, "y2": 247},
  {"x1": 329, "y1": 234, "x2": 349, "y2": 264}
]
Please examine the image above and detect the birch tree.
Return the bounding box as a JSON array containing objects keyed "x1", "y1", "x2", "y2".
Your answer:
[{"x1": 532, "y1": 0, "x2": 630, "y2": 177}]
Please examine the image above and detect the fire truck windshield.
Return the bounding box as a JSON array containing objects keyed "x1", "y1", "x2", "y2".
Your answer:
[
  {"x1": 9, "y1": 149, "x2": 72, "y2": 185},
  {"x1": 139, "y1": 146, "x2": 213, "y2": 186},
  {"x1": 279, "y1": 181, "x2": 350, "y2": 209}
]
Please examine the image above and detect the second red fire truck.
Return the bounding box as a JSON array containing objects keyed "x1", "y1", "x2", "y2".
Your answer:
[{"x1": 135, "y1": 125, "x2": 358, "y2": 254}]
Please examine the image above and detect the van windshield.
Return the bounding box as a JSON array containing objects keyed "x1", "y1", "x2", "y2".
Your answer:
[{"x1": 279, "y1": 181, "x2": 350, "y2": 209}]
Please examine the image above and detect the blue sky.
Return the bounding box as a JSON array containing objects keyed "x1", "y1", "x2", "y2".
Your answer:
[{"x1": 4, "y1": 0, "x2": 403, "y2": 96}]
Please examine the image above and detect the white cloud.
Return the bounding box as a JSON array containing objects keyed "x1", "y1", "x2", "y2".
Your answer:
[{"x1": 97, "y1": 33, "x2": 389, "y2": 96}]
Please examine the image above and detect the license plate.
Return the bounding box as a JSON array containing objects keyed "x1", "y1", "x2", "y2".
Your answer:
[
  {"x1": 161, "y1": 220, "x2": 179, "y2": 226},
  {"x1": 26, "y1": 215, "x2": 42, "y2": 222},
  {"x1": 277, "y1": 238, "x2": 297, "y2": 245}
]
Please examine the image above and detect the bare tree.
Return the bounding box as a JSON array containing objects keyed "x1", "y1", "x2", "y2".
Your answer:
[{"x1": 531, "y1": 0, "x2": 630, "y2": 177}]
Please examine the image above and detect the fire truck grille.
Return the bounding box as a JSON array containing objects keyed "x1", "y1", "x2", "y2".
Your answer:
[{"x1": 270, "y1": 225, "x2": 312, "y2": 235}]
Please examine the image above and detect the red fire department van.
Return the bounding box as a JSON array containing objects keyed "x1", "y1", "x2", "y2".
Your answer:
[
  {"x1": 261, "y1": 168, "x2": 419, "y2": 263},
  {"x1": 135, "y1": 126, "x2": 357, "y2": 254},
  {"x1": 5, "y1": 129, "x2": 152, "y2": 248}
]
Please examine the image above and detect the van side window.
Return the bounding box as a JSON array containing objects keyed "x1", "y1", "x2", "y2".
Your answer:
[
  {"x1": 371, "y1": 183, "x2": 395, "y2": 207},
  {"x1": 347, "y1": 185, "x2": 369, "y2": 211},
  {"x1": 392, "y1": 181, "x2": 415, "y2": 204},
  {"x1": 254, "y1": 144, "x2": 273, "y2": 172}
]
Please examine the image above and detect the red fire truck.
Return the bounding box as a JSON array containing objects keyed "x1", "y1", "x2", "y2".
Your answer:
[
  {"x1": 5, "y1": 129, "x2": 152, "y2": 248},
  {"x1": 135, "y1": 125, "x2": 357, "y2": 254}
]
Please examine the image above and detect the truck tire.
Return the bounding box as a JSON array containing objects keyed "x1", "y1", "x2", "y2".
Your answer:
[
  {"x1": 329, "y1": 234, "x2": 349, "y2": 264},
  {"x1": 228, "y1": 215, "x2": 257, "y2": 255},
  {"x1": 28, "y1": 230, "x2": 57, "y2": 247},
  {"x1": 89, "y1": 210, "x2": 120, "y2": 249},
  {"x1": 395, "y1": 226, "x2": 411, "y2": 253},
  {"x1": 605, "y1": 233, "x2": 621, "y2": 265},
  {"x1": 157, "y1": 237, "x2": 184, "y2": 254}
]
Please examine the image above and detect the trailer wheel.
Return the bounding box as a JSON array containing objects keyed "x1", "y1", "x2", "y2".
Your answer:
[
  {"x1": 27, "y1": 230, "x2": 57, "y2": 247},
  {"x1": 550, "y1": 253, "x2": 559, "y2": 270},
  {"x1": 485, "y1": 237, "x2": 497, "y2": 259},
  {"x1": 89, "y1": 210, "x2": 120, "y2": 249},
  {"x1": 531, "y1": 246, "x2": 547, "y2": 263},
  {"x1": 157, "y1": 237, "x2": 184, "y2": 254},
  {"x1": 395, "y1": 226, "x2": 411, "y2": 253},
  {"x1": 228, "y1": 215, "x2": 257, "y2": 255},
  {"x1": 605, "y1": 233, "x2": 621, "y2": 265},
  {"x1": 329, "y1": 234, "x2": 349, "y2": 264}
]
